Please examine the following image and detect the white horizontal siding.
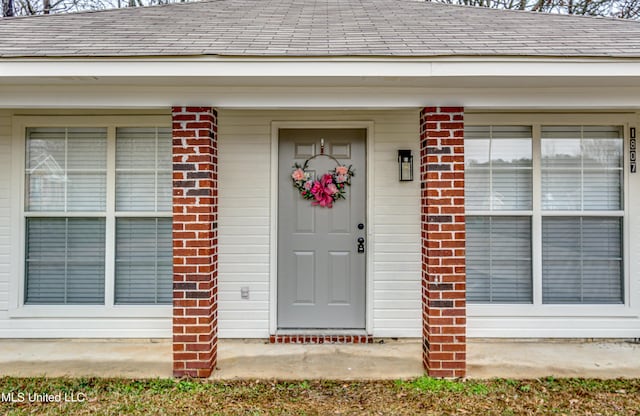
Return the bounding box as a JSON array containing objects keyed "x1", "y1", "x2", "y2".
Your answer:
[
  {"x1": 217, "y1": 109, "x2": 422, "y2": 338},
  {"x1": 371, "y1": 109, "x2": 420, "y2": 337},
  {"x1": 0, "y1": 113, "x2": 11, "y2": 311},
  {"x1": 469, "y1": 317, "x2": 640, "y2": 338},
  {"x1": 217, "y1": 111, "x2": 272, "y2": 338},
  {"x1": 0, "y1": 311, "x2": 170, "y2": 338}
]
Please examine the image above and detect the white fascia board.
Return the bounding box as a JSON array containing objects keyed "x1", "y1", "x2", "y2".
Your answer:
[{"x1": 3, "y1": 56, "x2": 640, "y2": 78}]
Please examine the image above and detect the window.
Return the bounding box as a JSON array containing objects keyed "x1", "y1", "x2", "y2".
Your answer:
[
  {"x1": 23, "y1": 124, "x2": 172, "y2": 306},
  {"x1": 465, "y1": 126, "x2": 533, "y2": 303},
  {"x1": 465, "y1": 122, "x2": 625, "y2": 305},
  {"x1": 540, "y1": 126, "x2": 624, "y2": 304}
]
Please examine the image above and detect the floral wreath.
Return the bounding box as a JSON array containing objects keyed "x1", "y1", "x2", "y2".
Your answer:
[{"x1": 291, "y1": 156, "x2": 355, "y2": 208}]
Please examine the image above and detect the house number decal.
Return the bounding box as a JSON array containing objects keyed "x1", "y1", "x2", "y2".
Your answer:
[{"x1": 631, "y1": 138, "x2": 637, "y2": 173}]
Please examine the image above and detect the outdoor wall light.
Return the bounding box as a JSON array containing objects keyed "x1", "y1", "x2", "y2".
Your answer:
[{"x1": 398, "y1": 149, "x2": 413, "y2": 181}]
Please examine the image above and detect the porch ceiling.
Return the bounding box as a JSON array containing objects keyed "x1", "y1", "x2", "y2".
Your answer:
[{"x1": 3, "y1": 60, "x2": 640, "y2": 109}]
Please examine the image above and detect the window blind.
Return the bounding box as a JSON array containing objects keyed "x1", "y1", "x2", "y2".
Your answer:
[
  {"x1": 465, "y1": 126, "x2": 532, "y2": 211},
  {"x1": 26, "y1": 128, "x2": 107, "y2": 212},
  {"x1": 115, "y1": 218, "x2": 173, "y2": 304},
  {"x1": 467, "y1": 216, "x2": 532, "y2": 303},
  {"x1": 116, "y1": 127, "x2": 172, "y2": 212},
  {"x1": 541, "y1": 126, "x2": 623, "y2": 211},
  {"x1": 542, "y1": 217, "x2": 623, "y2": 304},
  {"x1": 25, "y1": 218, "x2": 105, "y2": 304}
]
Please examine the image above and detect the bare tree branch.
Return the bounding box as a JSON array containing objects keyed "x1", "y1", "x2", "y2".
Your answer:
[
  {"x1": 426, "y1": 0, "x2": 640, "y2": 18},
  {"x1": 3, "y1": 0, "x2": 639, "y2": 19}
]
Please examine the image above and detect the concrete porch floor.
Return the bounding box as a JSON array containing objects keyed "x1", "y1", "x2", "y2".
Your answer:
[{"x1": 0, "y1": 338, "x2": 639, "y2": 380}]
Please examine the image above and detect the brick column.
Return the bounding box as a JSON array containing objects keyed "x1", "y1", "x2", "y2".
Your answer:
[
  {"x1": 420, "y1": 106, "x2": 466, "y2": 378},
  {"x1": 172, "y1": 106, "x2": 218, "y2": 378}
]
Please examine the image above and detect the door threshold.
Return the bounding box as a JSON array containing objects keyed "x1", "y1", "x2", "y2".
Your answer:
[{"x1": 270, "y1": 330, "x2": 372, "y2": 344}]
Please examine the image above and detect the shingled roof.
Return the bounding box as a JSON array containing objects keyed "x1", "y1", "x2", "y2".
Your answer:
[{"x1": 2, "y1": 0, "x2": 640, "y2": 58}]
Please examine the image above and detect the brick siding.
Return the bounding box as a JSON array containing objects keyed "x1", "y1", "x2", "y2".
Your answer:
[
  {"x1": 269, "y1": 335, "x2": 373, "y2": 344},
  {"x1": 172, "y1": 106, "x2": 219, "y2": 378},
  {"x1": 419, "y1": 106, "x2": 467, "y2": 378}
]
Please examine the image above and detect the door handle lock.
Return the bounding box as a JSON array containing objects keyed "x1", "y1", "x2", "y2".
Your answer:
[{"x1": 357, "y1": 237, "x2": 365, "y2": 254}]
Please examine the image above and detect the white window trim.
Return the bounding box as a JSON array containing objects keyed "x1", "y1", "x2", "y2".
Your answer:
[
  {"x1": 465, "y1": 112, "x2": 637, "y2": 318},
  {"x1": 10, "y1": 115, "x2": 173, "y2": 318}
]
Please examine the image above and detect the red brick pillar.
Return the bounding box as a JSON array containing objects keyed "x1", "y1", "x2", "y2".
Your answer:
[
  {"x1": 172, "y1": 106, "x2": 218, "y2": 378},
  {"x1": 420, "y1": 106, "x2": 466, "y2": 378}
]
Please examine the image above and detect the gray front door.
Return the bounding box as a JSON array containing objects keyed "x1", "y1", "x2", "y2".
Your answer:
[{"x1": 278, "y1": 128, "x2": 366, "y2": 329}]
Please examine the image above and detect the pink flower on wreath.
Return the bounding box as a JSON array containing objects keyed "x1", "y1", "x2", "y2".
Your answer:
[
  {"x1": 335, "y1": 174, "x2": 348, "y2": 184},
  {"x1": 311, "y1": 174, "x2": 335, "y2": 208},
  {"x1": 292, "y1": 168, "x2": 306, "y2": 181},
  {"x1": 303, "y1": 180, "x2": 313, "y2": 190},
  {"x1": 335, "y1": 166, "x2": 348, "y2": 176},
  {"x1": 326, "y1": 183, "x2": 338, "y2": 195}
]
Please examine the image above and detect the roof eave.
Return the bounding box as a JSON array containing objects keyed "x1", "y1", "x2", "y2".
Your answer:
[{"x1": 3, "y1": 55, "x2": 640, "y2": 79}]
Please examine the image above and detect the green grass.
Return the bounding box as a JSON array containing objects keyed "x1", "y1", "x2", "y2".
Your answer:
[{"x1": 0, "y1": 376, "x2": 638, "y2": 415}]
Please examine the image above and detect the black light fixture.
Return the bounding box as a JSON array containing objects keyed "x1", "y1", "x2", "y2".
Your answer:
[{"x1": 398, "y1": 149, "x2": 413, "y2": 181}]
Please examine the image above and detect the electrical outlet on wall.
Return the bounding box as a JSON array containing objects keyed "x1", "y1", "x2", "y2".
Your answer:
[{"x1": 241, "y1": 286, "x2": 250, "y2": 300}]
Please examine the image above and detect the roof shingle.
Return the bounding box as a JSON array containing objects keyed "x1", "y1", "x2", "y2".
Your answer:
[{"x1": 2, "y1": 0, "x2": 640, "y2": 58}]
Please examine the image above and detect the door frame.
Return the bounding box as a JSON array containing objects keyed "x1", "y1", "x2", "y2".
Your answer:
[{"x1": 270, "y1": 121, "x2": 375, "y2": 334}]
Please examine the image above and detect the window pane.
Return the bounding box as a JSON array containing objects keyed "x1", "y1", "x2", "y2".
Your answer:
[
  {"x1": 465, "y1": 168, "x2": 490, "y2": 210},
  {"x1": 116, "y1": 127, "x2": 172, "y2": 212},
  {"x1": 541, "y1": 126, "x2": 623, "y2": 211},
  {"x1": 465, "y1": 126, "x2": 532, "y2": 211},
  {"x1": 156, "y1": 171, "x2": 173, "y2": 212},
  {"x1": 67, "y1": 172, "x2": 107, "y2": 212},
  {"x1": 67, "y1": 128, "x2": 107, "y2": 170},
  {"x1": 492, "y1": 169, "x2": 532, "y2": 211},
  {"x1": 583, "y1": 138, "x2": 623, "y2": 169},
  {"x1": 157, "y1": 127, "x2": 172, "y2": 170},
  {"x1": 116, "y1": 128, "x2": 156, "y2": 169},
  {"x1": 542, "y1": 217, "x2": 623, "y2": 304},
  {"x1": 491, "y1": 137, "x2": 532, "y2": 167},
  {"x1": 25, "y1": 218, "x2": 105, "y2": 304},
  {"x1": 116, "y1": 172, "x2": 156, "y2": 211},
  {"x1": 583, "y1": 170, "x2": 623, "y2": 210},
  {"x1": 26, "y1": 128, "x2": 107, "y2": 212},
  {"x1": 115, "y1": 218, "x2": 172, "y2": 304},
  {"x1": 541, "y1": 169, "x2": 582, "y2": 210},
  {"x1": 467, "y1": 216, "x2": 532, "y2": 303},
  {"x1": 25, "y1": 128, "x2": 66, "y2": 211}
]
